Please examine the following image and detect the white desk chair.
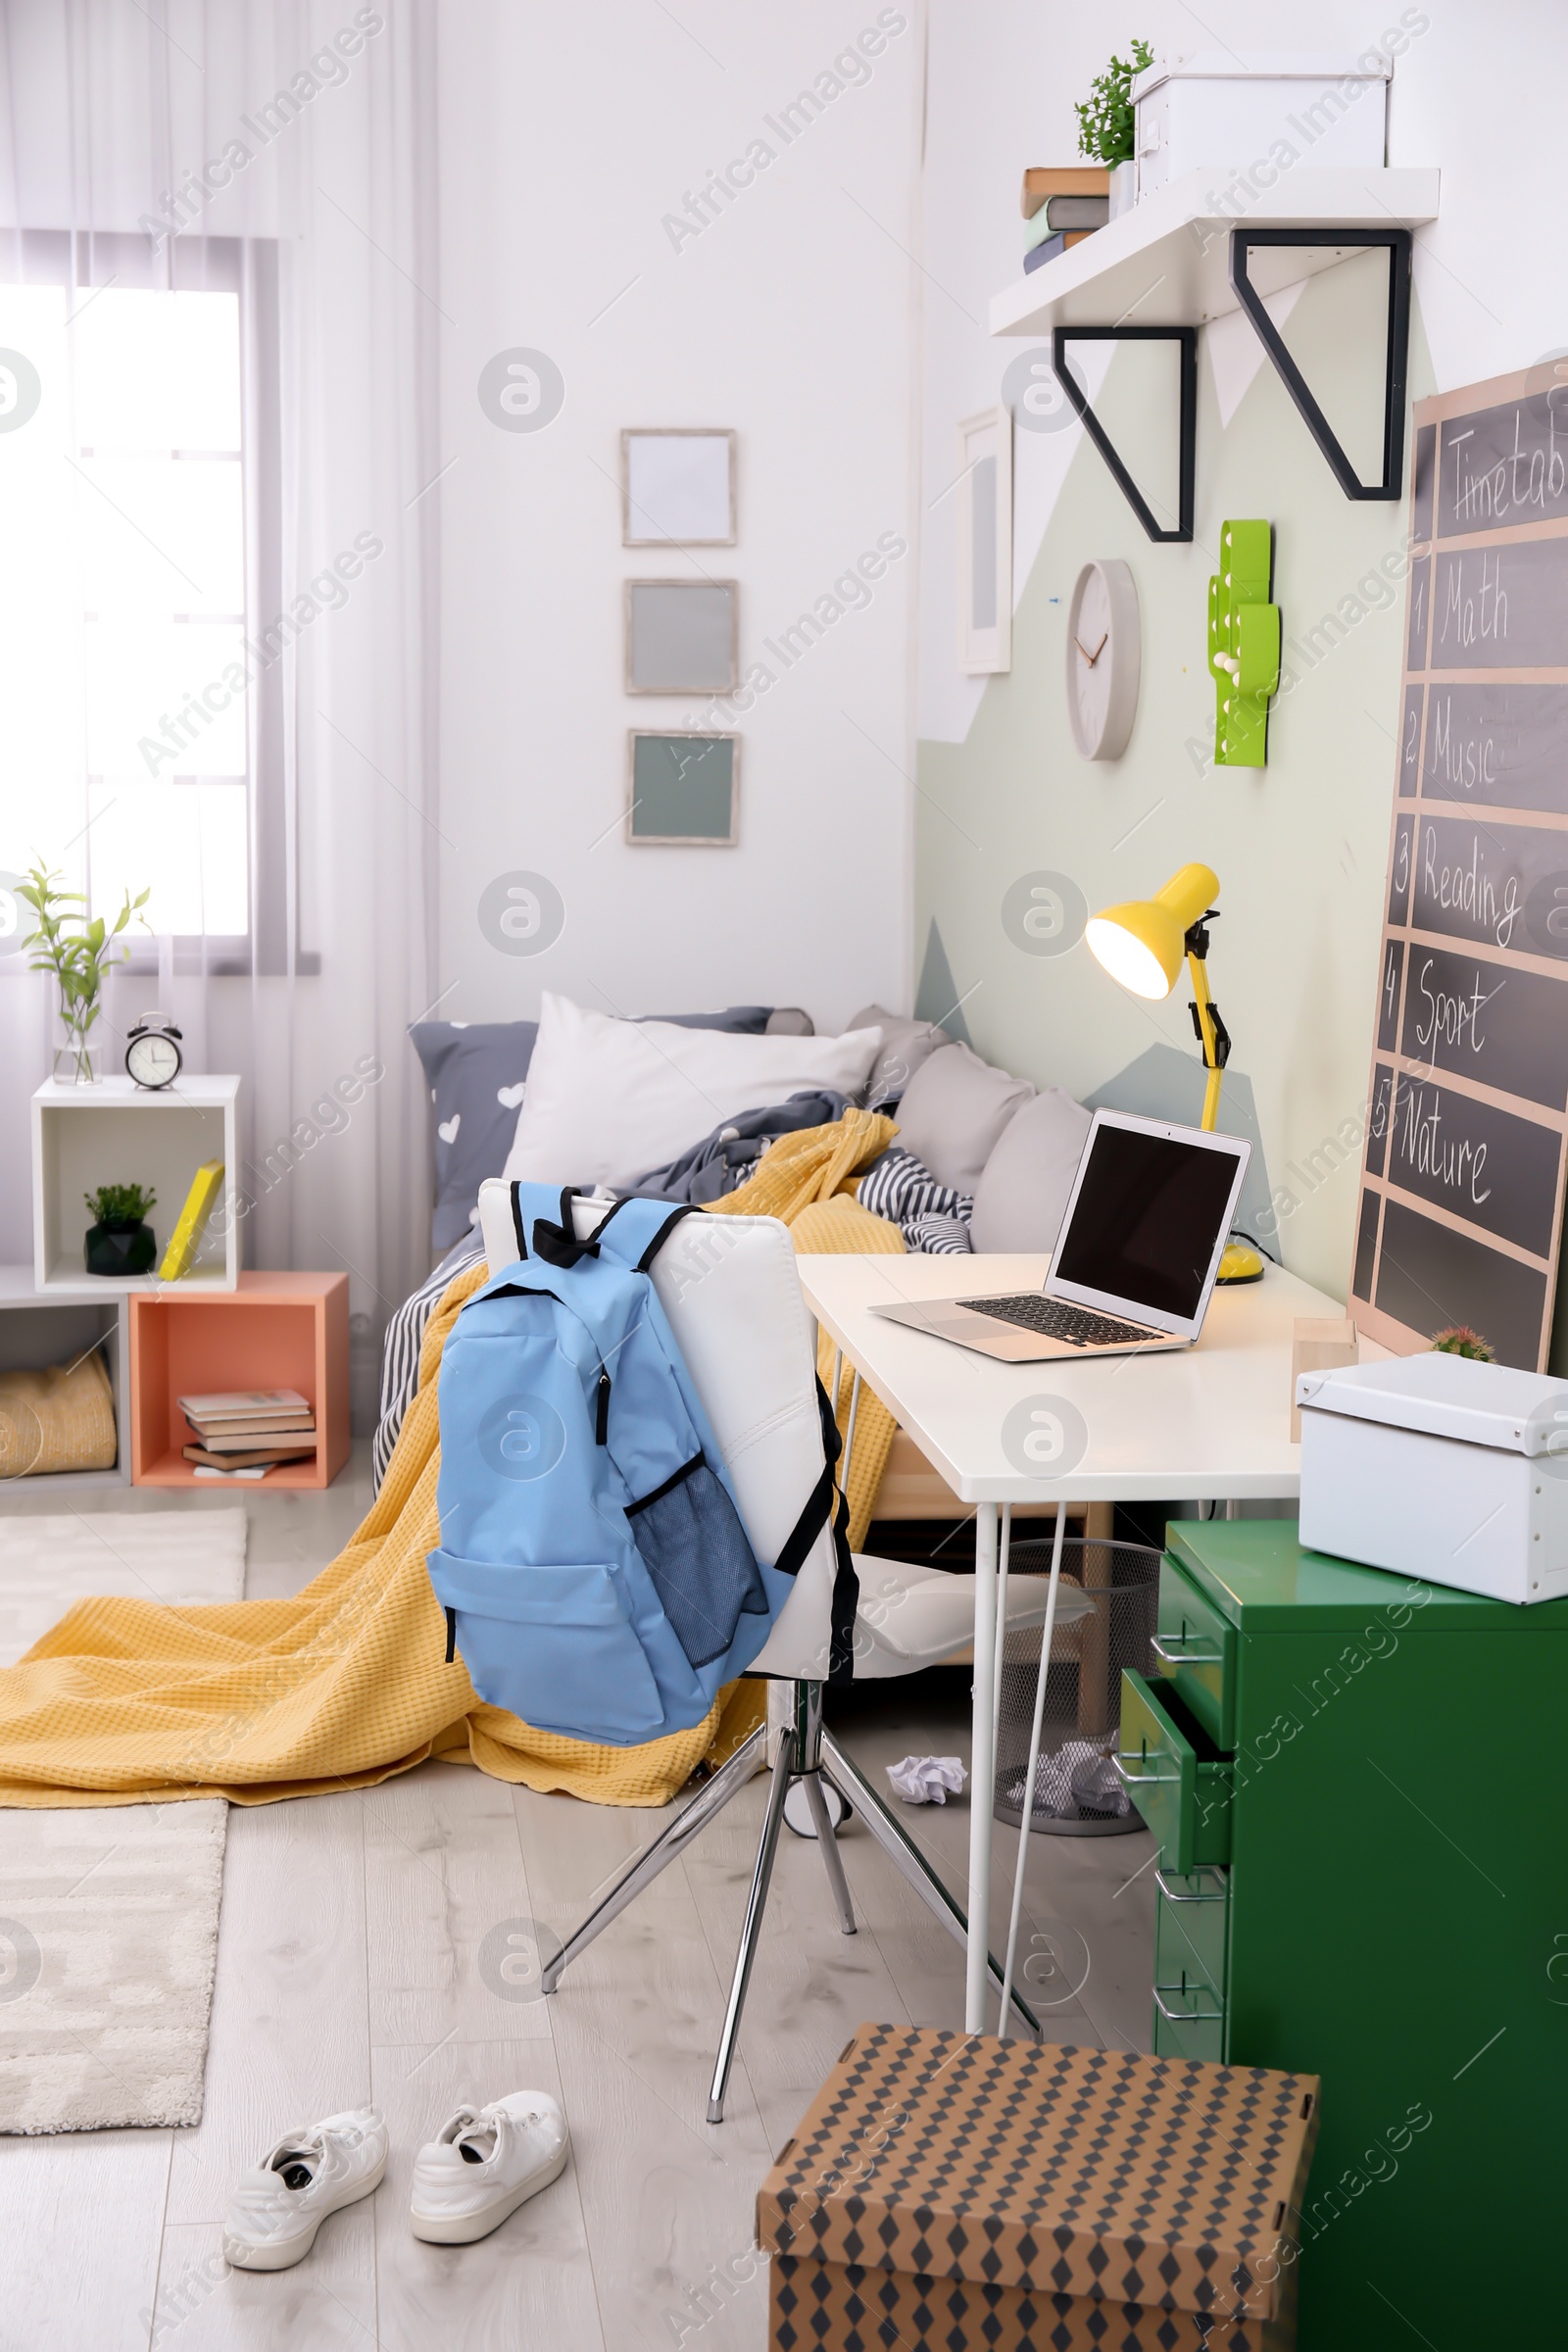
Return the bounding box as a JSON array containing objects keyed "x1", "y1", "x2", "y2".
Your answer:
[{"x1": 474, "y1": 1182, "x2": 1092, "y2": 2121}]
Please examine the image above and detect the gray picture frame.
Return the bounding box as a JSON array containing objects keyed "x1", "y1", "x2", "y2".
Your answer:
[
  {"x1": 626, "y1": 730, "x2": 739, "y2": 847},
  {"x1": 621, "y1": 427, "x2": 737, "y2": 547},
  {"x1": 623, "y1": 578, "x2": 739, "y2": 696}
]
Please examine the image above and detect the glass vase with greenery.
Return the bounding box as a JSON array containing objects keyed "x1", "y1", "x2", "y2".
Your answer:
[
  {"x1": 19, "y1": 861, "x2": 150, "y2": 1083},
  {"x1": 1075, "y1": 38, "x2": 1155, "y2": 166}
]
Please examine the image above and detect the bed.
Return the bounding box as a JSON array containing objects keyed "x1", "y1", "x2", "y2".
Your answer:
[{"x1": 378, "y1": 991, "x2": 1117, "y2": 1553}]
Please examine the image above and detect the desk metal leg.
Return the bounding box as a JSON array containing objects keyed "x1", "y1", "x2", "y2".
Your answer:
[{"x1": 967, "y1": 1500, "x2": 999, "y2": 2032}]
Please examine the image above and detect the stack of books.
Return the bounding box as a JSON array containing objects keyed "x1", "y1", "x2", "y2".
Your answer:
[
  {"x1": 1021, "y1": 166, "x2": 1109, "y2": 272},
  {"x1": 179, "y1": 1388, "x2": 317, "y2": 1478}
]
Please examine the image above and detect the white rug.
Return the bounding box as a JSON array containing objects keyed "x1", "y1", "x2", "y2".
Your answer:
[{"x1": 0, "y1": 1508, "x2": 246, "y2": 2133}]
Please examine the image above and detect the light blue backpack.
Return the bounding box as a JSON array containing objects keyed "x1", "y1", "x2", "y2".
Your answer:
[{"x1": 426, "y1": 1184, "x2": 826, "y2": 1744}]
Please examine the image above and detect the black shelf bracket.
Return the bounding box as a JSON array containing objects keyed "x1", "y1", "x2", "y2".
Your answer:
[
  {"x1": 1229, "y1": 227, "x2": 1412, "y2": 501},
  {"x1": 1051, "y1": 324, "x2": 1197, "y2": 544}
]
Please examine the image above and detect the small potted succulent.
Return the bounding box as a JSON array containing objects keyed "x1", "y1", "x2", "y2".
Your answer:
[
  {"x1": 1431, "y1": 1325, "x2": 1495, "y2": 1362},
  {"x1": 83, "y1": 1183, "x2": 157, "y2": 1277},
  {"x1": 1075, "y1": 38, "x2": 1154, "y2": 219}
]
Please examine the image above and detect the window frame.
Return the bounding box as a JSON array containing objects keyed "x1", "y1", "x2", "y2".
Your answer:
[{"x1": 0, "y1": 228, "x2": 317, "y2": 976}]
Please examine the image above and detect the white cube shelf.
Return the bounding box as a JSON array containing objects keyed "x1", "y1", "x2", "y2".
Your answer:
[
  {"x1": 0, "y1": 1266, "x2": 129, "y2": 1487},
  {"x1": 31, "y1": 1075, "x2": 241, "y2": 1295}
]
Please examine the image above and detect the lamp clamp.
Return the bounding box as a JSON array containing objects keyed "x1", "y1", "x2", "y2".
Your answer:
[{"x1": 1189, "y1": 995, "x2": 1232, "y2": 1071}]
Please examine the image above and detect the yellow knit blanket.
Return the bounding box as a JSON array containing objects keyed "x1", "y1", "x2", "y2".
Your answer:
[{"x1": 0, "y1": 1111, "x2": 901, "y2": 1809}]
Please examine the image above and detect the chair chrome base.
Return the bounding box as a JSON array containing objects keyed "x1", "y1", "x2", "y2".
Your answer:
[{"x1": 542, "y1": 1680, "x2": 1040, "y2": 2122}]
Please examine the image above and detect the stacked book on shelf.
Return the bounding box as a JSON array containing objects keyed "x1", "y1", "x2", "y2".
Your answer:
[
  {"x1": 179, "y1": 1388, "x2": 317, "y2": 1479},
  {"x1": 1021, "y1": 166, "x2": 1108, "y2": 272}
]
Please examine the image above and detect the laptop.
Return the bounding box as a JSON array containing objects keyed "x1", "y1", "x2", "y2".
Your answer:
[{"x1": 868, "y1": 1109, "x2": 1252, "y2": 1363}]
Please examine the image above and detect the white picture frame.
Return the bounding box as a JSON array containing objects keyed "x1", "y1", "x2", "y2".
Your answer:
[
  {"x1": 956, "y1": 404, "x2": 1012, "y2": 674},
  {"x1": 621, "y1": 428, "x2": 737, "y2": 546}
]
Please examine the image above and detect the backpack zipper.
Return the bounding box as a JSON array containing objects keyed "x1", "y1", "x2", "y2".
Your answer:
[{"x1": 595, "y1": 1365, "x2": 611, "y2": 1444}]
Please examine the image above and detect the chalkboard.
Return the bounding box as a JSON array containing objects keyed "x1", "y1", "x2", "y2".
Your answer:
[
  {"x1": 1436, "y1": 391, "x2": 1568, "y2": 536},
  {"x1": 1410, "y1": 815, "x2": 1568, "y2": 956},
  {"x1": 1432, "y1": 539, "x2": 1568, "y2": 667},
  {"x1": 1353, "y1": 361, "x2": 1568, "y2": 1371},
  {"x1": 1420, "y1": 681, "x2": 1568, "y2": 809},
  {"x1": 1386, "y1": 1072, "x2": 1560, "y2": 1257},
  {"x1": 1397, "y1": 944, "x2": 1568, "y2": 1109}
]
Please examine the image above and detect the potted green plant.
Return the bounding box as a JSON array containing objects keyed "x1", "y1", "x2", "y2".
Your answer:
[
  {"x1": 1075, "y1": 38, "x2": 1154, "y2": 219},
  {"x1": 1432, "y1": 1325, "x2": 1496, "y2": 1362},
  {"x1": 18, "y1": 860, "x2": 149, "y2": 1084},
  {"x1": 83, "y1": 1183, "x2": 158, "y2": 1277}
]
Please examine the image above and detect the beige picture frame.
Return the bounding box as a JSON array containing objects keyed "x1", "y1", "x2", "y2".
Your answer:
[
  {"x1": 623, "y1": 578, "x2": 739, "y2": 696},
  {"x1": 626, "y1": 730, "x2": 739, "y2": 846}
]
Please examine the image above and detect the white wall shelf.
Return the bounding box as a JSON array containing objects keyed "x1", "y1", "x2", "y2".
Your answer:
[
  {"x1": 31, "y1": 1076, "x2": 241, "y2": 1296},
  {"x1": 0, "y1": 1266, "x2": 130, "y2": 1487},
  {"x1": 990, "y1": 167, "x2": 1440, "y2": 338}
]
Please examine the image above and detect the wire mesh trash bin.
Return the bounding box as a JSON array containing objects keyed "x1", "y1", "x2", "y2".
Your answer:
[{"x1": 994, "y1": 1537, "x2": 1161, "y2": 1837}]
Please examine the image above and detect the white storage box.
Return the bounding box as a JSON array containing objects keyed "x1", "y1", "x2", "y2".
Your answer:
[
  {"x1": 1297, "y1": 1354, "x2": 1568, "y2": 1605},
  {"x1": 1132, "y1": 52, "x2": 1391, "y2": 202}
]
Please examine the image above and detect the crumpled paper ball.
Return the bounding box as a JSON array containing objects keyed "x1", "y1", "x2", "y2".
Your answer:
[{"x1": 887, "y1": 1754, "x2": 968, "y2": 1805}]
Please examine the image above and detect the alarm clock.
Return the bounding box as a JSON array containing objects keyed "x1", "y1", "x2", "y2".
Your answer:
[{"x1": 125, "y1": 1011, "x2": 183, "y2": 1091}]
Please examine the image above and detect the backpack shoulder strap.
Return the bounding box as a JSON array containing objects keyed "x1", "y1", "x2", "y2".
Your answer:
[
  {"x1": 764, "y1": 1376, "x2": 859, "y2": 1683},
  {"x1": 589, "y1": 1195, "x2": 697, "y2": 1274}
]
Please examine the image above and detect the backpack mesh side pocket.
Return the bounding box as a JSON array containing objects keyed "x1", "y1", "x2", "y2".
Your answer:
[{"x1": 626, "y1": 1456, "x2": 768, "y2": 1670}]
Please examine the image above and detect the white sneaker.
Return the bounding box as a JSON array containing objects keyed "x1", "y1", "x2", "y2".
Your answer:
[
  {"x1": 222, "y1": 2107, "x2": 388, "y2": 2272},
  {"x1": 409, "y1": 2090, "x2": 570, "y2": 2244}
]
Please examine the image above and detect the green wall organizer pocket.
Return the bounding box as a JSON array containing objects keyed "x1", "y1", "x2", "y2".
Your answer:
[{"x1": 1208, "y1": 518, "x2": 1281, "y2": 767}]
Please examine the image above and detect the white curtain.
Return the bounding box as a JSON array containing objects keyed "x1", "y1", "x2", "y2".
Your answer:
[{"x1": 0, "y1": 0, "x2": 441, "y2": 1422}]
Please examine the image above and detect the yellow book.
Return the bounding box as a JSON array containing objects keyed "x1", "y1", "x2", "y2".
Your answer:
[{"x1": 159, "y1": 1161, "x2": 225, "y2": 1281}]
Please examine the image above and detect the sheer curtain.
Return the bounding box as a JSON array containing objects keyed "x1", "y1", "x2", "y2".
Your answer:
[{"x1": 0, "y1": 0, "x2": 440, "y2": 1421}]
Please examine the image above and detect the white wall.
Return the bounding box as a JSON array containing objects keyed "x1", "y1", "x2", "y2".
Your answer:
[
  {"x1": 435, "y1": 2, "x2": 923, "y2": 1037},
  {"x1": 914, "y1": 0, "x2": 1568, "y2": 1302}
]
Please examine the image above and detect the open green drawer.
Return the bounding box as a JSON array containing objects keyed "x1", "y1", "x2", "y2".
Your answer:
[
  {"x1": 1152, "y1": 1558, "x2": 1236, "y2": 1750},
  {"x1": 1116, "y1": 1670, "x2": 1233, "y2": 1873}
]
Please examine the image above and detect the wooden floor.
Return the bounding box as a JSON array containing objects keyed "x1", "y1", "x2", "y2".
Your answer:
[{"x1": 0, "y1": 1449, "x2": 1157, "y2": 2351}]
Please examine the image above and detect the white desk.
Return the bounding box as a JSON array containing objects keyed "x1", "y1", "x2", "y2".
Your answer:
[{"x1": 796, "y1": 1250, "x2": 1348, "y2": 2033}]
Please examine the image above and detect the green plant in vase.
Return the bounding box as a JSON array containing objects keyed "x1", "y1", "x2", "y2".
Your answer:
[
  {"x1": 19, "y1": 860, "x2": 149, "y2": 1084},
  {"x1": 83, "y1": 1182, "x2": 158, "y2": 1278}
]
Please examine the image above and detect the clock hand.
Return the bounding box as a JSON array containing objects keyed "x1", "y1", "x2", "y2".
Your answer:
[{"x1": 1085, "y1": 630, "x2": 1108, "y2": 665}]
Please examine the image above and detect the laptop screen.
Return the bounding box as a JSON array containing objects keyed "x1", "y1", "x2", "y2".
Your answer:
[{"x1": 1051, "y1": 1122, "x2": 1242, "y2": 1321}]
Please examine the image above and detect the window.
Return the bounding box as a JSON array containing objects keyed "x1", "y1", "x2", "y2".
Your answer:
[{"x1": 0, "y1": 232, "x2": 301, "y2": 971}]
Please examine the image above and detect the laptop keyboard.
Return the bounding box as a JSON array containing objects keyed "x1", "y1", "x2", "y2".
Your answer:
[{"x1": 957, "y1": 1294, "x2": 1155, "y2": 1348}]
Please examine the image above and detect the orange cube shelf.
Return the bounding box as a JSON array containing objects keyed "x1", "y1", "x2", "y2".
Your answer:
[{"x1": 128, "y1": 1270, "x2": 351, "y2": 1489}]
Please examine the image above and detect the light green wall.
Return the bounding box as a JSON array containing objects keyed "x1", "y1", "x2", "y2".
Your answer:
[{"x1": 916, "y1": 262, "x2": 1436, "y2": 1302}]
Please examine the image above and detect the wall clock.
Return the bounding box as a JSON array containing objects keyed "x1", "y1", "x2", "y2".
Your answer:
[{"x1": 1065, "y1": 559, "x2": 1140, "y2": 760}]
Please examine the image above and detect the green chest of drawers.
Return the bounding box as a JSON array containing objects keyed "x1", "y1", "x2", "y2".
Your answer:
[{"x1": 1122, "y1": 1519, "x2": 1568, "y2": 2349}]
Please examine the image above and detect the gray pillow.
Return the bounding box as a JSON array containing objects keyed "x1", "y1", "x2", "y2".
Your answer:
[
  {"x1": 848, "y1": 1004, "x2": 954, "y2": 1108},
  {"x1": 764, "y1": 1007, "x2": 814, "y2": 1036},
  {"x1": 891, "y1": 1041, "x2": 1033, "y2": 1195},
  {"x1": 412, "y1": 1006, "x2": 773, "y2": 1255},
  {"x1": 969, "y1": 1088, "x2": 1093, "y2": 1254}
]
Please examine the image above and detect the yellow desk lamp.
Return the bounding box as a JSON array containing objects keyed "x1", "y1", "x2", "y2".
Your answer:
[{"x1": 1084, "y1": 860, "x2": 1263, "y2": 1285}]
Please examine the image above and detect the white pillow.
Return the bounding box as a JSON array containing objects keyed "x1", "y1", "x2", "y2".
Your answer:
[
  {"x1": 969, "y1": 1088, "x2": 1094, "y2": 1253},
  {"x1": 502, "y1": 994, "x2": 884, "y2": 1189}
]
